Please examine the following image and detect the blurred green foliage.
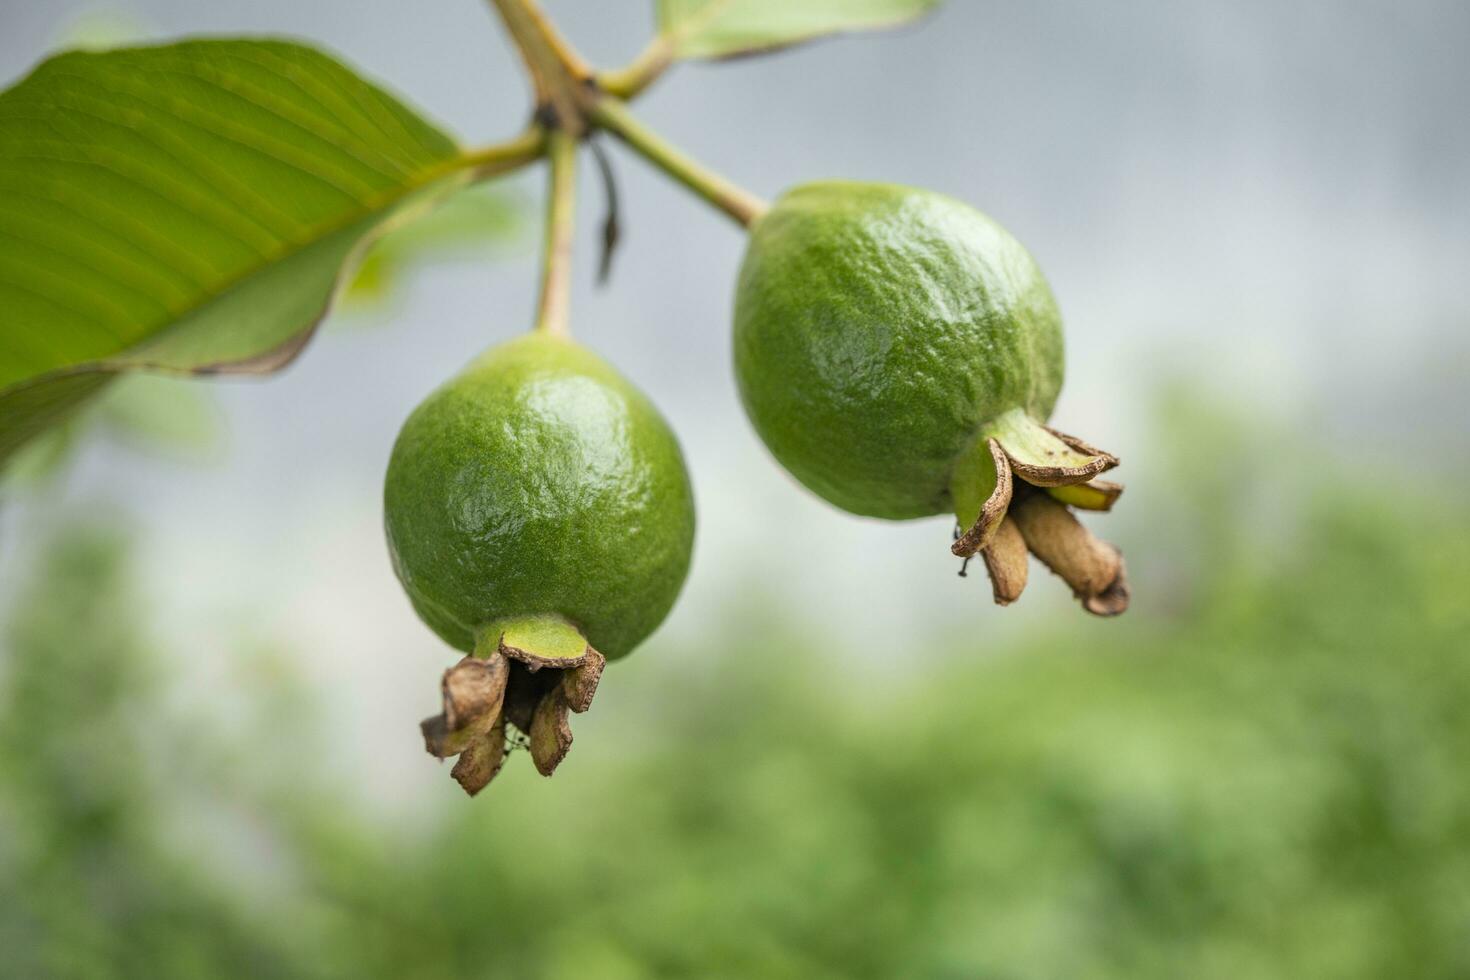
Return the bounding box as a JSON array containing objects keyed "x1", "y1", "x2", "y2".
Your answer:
[
  {"x1": 2, "y1": 408, "x2": 1468, "y2": 979},
  {"x1": 343, "y1": 184, "x2": 525, "y2": 309},
  {"x1": 2, "y1": 376, "x2": 225, "y2": 488}
]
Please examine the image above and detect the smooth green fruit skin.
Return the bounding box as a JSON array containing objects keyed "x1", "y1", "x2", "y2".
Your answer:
[
  {"x1": 734, "y1": 181, "x2": 1065, "y2": 520},
  {"x1": 384, "y1": 333, "x2": 695, "y2": 661}
]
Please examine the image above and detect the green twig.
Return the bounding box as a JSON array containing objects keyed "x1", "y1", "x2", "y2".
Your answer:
[
  {"x1": 598, "y1": 37, "x2": 674, "y2": 100},
  {"x1": 534, "y1": 129, "x2": 578, "y2": 336},
  {"x1": 588, "y1": 97, "x2": 768, "y2": 229},
  {"x1": 463, "y1": 127, "x2": 547, "y2": 180}
]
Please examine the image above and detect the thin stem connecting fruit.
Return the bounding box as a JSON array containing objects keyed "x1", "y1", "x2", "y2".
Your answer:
[
  {"x1": 534, "y1": 128, "x2": 578, "y2": 337},
  {"x1": 589, "y1": 97, "x2": 769, "y2": 229}
]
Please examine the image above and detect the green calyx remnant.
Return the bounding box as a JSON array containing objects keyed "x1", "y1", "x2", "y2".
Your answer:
[
  {"x1": 421, "y1": 614, "x2": 607, "y2": 795},
  {"x1": 949, "y1": 409, "x2": 1128, "y2": 616}
]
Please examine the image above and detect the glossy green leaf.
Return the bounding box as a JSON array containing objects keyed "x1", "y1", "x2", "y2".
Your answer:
[
  {"x1": 657, "y1": 0, "x2": 942, "y2": 60},
  {"x1": 0, "y1": 39, "x2": 479, "y2": 465}
]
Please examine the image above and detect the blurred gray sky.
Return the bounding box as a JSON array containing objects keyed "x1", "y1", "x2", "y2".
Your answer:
[{"x1": 2, "y1": 1, "x2": 1467, "y2": 806}]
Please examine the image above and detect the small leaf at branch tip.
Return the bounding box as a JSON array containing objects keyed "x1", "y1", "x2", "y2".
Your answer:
[
  {"x1": 529, "y1": 688, "x2": 574, "y2": 776},
  {"x1": 952, "y1": 439, "x2": 1013, "y2": 558},
  {"x1": 660, "y1": 0, "x2": 945, "y2": 62},
  {"x1": 981, "y1": 517, "x2": 1029, "y2": 606}
]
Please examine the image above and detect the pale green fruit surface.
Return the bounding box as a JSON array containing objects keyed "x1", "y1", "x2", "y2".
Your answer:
[
  {"x1": 734, "y1": 181, "x2": 1065, "y2": 519},
  {"x1": 384, "y1": 333, "x2": 695, "y2": 660}
]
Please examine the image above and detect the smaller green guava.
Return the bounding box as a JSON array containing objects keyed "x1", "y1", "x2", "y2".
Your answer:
[
  {"x1": 734, "y1": 180, "x2": 1128, "y2": 615},
  {"x1": 384, "y1": 332, "x2": 695, "y2": 794}
]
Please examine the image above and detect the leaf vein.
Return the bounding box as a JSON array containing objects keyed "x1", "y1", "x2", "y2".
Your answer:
[
  {"x1": 0, "y1": 224, "x2": 186, "y2": 317},
  {"x1": 0, "y1": 180, "x2": 223, "y2": 287},
  {"x1": 217, "y1": 45, "x2": 434, "y2": 174},
  {"x1": 51, "y1": 65, "x2": 384, "y2": 203},
  {"x1": 2, "y1": 98, "x2": 300, "y2": 245},
  {"x1": 164, "y1": 56, "x2": 423, "y2": 183}
]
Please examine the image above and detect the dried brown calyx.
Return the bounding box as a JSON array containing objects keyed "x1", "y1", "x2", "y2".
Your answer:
[
  {"x1": 421, "y1": 614, "x2": 605, "y2": 796},
  {"x1": 949, "y1": 408, "x2": 1130, "y2": 616}
]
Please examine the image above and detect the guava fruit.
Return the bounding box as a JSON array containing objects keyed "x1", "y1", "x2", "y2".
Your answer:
[
  {"x1": 385, "y1": 332, "x2": 695, "y2": 793},
  {"x1": 734, "y1": 180, "x2": 1127, "y2": 615}
]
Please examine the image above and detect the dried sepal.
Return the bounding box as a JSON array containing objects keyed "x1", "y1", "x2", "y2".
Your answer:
[
  {"x1": 442, "y1": 652, "x2": 509, "y2": 731},
  {"x1": 420, "y1": 653, "x2": 509, "y2": 759},
  {"x1": 1047, "y1": 478, "x2": 1124, "y2": 512},
  {"x1": 1082, "y1": 555, "x2": 1130, "y2": 617},
  {"x1": 420, "y1": 616, "x2": 605, "y2": 797},
  {"x1": 529, "y1": 687, "x2": 574, "y2": 776},
  {"x1": 1009, "y1": 492, "x2": 1130, "y2": 617},
  {"x1": 952, "y1": 438, "x2": 1013, "y2": 558},
  {"x1": 451, "y1": 715, "x2": 507, "y2": 796},
  {"x1": 562, "y1": 647, "x2": 606, "y2": 713},
  {"x1": 981, "y1": 517, "x2": 1029, "y2": 606}
]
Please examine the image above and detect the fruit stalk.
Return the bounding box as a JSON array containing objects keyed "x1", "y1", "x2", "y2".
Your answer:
[
  {"x1": 534, "y1": 128, "x2": 578, "y2": 337},
  {"x1": 588, "y1": 97, "x2": 769, "y2": 229}
]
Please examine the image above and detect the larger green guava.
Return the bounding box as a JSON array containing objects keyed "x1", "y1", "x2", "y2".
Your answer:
[
  {"x1": 734, "y1": 180, "x2": 1066, "y2": 520},
  {"x1": 733, "y1": 180, "x2": 1128, "y2": 616}
]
